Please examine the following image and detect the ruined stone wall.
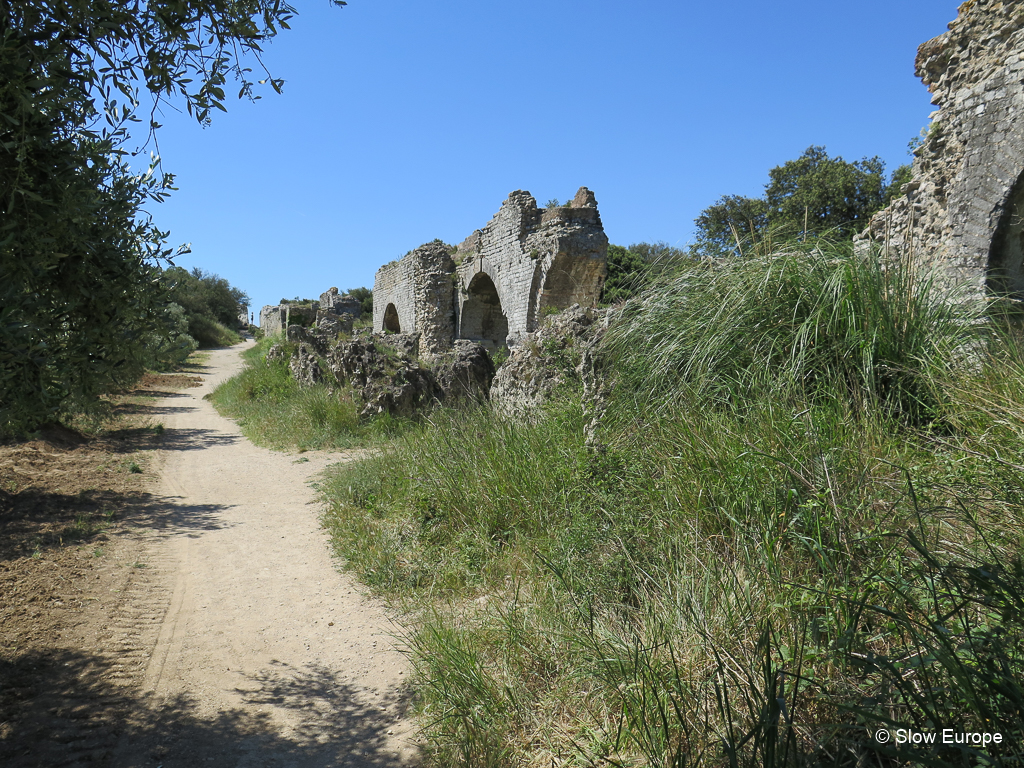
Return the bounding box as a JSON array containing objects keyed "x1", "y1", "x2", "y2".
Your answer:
[
  {"x1": 372, "y1": 187, "x2": 608, "y2": 352},
  {"x1": 258, "y1": 302, "x2": 317, "y2": 337},
  {"x1": 412, "y1": 242, "x2": 457, "y2": 358},
  {"x1": 373, "y1": 258, "x2": 417, "y2": 335},
  {"x1": 260, "y1": 305, "x2": 283, "y2": 336},
  {"x1": 372, "y1": 242, "x2": 456, "y2": 358},
  {"x1": 319, "y1": 287, "x2": 362, "y2": 318},
  {"x1": 859, "y1": 0, "x2": 1024, "y2": 298},
  {"x1": 453, "y1": 186, "x2": 608, "y2": 346}
]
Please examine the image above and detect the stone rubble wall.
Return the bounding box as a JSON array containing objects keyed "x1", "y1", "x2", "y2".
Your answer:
[
  {"x1": 858, "y1": 0, "x2": 1024, "y2": 299},
  {"x1": 319, "y1": 287, "x2": 363, "y2": 318},
  {"x1": 412, "y1": 242, "x2": 457, "y2": 359}
]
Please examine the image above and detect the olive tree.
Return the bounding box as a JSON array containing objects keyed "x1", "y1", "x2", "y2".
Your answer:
[{"x1": 1, "y1": 0, "x2": 344, "y2": 431}]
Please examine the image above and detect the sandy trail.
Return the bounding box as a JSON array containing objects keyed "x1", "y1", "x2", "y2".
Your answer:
[{"x1": 110, "y1": 341, "x2": 419, "y2": 767}]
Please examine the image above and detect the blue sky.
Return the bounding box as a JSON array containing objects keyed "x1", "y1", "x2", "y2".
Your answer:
[{"x1": 141, "y1": 0, "x2": 958, "y2": 317}]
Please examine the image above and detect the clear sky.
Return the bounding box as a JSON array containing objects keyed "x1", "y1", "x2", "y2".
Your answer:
[{"x1": 139, "y1": 0, "x2": 959, "y2": 317}]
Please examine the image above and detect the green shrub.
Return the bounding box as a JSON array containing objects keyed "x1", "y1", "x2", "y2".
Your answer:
[
  {"x1": 189, "y1": 315, "x2": 241, "y2": 348},
  {"x1": 142, "y1": 301, "x2": 198, "y2": 370}
]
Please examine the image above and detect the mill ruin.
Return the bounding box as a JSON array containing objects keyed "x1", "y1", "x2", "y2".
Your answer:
[
  {"x1": 372, "y1": 186, "x2": 609, "y2": 357},
  {"x1": 859, "y1": 0, "x2": 1024, "y2": 300}
]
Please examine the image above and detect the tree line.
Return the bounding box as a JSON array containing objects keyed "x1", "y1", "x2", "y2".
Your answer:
[{"x1": 602, "y1": 145, "x2": 913, "y2": 304}]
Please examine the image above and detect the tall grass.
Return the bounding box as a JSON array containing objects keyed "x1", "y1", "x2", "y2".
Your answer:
[
  {"x1": 603, "y1": 238, "x2": 981, "y2": 421},
  {"x1": 314, "y1": 243, "x2": 1024, "y2": 766}
]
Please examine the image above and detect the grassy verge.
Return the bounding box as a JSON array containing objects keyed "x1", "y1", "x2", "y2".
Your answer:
[
  {"x1": 191, "y1": 316, "x2": 242, "y2": 348},
  {"x1": 320, "y1": 242, "x2": 1024, "y2": 766},
  {"x1": 209, "y1": 336, "x2": 405, "y2": 450}
]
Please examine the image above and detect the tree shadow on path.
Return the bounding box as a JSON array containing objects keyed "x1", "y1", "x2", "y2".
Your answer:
[{"x1": 0, "y1": 648, "x2": 418, "y2": 767}]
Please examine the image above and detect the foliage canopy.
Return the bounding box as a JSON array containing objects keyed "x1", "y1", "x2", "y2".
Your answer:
[
  {"x1": 692, "y1": 146, "x2": 912, "y2": 256},
  {"x1": 1, "y1": 0, "x2": 331, "y2": 431}
]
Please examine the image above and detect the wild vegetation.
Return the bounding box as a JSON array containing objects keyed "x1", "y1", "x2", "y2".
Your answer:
[
  {"x1": 691, "y1": 145, "x2": 913, "y2": 257},
  {"x1": 1, "y1": 0, "x2": 324, "y2": 432},
  {"x1": 601, "y1": 242, "x2": 688, "y2": 304},
  {"x1": 301, "y1": 238, "x2": 1024, "y2": 767},
  {"x1": 163, "y1": 267, "x2": 250, "y2": 351},
  {"x1": 209, "y1": 339, "x2": 362, "y2": 451},
  {"x1": 209, "y1": 335, "x2": 405, "y2": 451}
]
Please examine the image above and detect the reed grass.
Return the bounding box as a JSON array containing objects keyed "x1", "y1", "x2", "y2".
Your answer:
[{"x1": 311, "y1": 242, "x2": 1024, "y2": 766}]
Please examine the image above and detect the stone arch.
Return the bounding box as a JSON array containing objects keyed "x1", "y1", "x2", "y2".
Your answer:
[
  {"x1": 538, "y1": 250, "x2": 603, "y2": 314},
  {"x1": 525, "y1": 262, "x2": 545, "y2": 333},
  {"x1": 459, "y1": 272, "x2": 509, "y2": 348},
  {"x1": 987, "y1": 169, "x2": 1024, "y2": 299},
  {"x1": 383, "y1": 303, "x2": 401, "y2": 333}
]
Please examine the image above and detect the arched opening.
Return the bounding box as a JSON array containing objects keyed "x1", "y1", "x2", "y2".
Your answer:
[
  {"x1": 989, "y1": 171, "x2": 1024, "y2": 299},
  {"x1": 537, "y1": 250, "x2": 604, "y2": 316},
  {"x1": 383, "y1": 303, "x2": 401, "y2": 333},
  {"x1": 460, "y1": 272, "x2": 509, "y2": 348}
]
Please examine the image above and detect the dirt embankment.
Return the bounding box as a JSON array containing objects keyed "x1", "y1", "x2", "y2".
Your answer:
[{"x1": 0, "y1": 345, "x2": 418, "y2": 767}]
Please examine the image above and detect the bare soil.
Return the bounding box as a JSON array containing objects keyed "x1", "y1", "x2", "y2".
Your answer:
[{"x1": 0, "y1": 343, "x2": 418, "y2": 767}]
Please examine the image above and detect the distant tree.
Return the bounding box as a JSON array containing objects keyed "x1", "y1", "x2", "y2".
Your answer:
[
  {"x1": 164, "y1": 268, "x2": 249, "y2": 347},
  {"x1": 885, "y1": 164, "x2": 914, "y2": 205},
  {"x1": 691, "y1": 146, "x2": 900, "y2": 257},
  {"x1": 692, "y1": 196, "x2": 770, "y2": 256},
  {"x1": 600, "y1": 242, "x2": 691, "y2": 304},
  {"x1": 602, "y1": 246, "x2": 649, "y2": 304},
  {"x1": 626, "y1": 242, "x2": 689, "y2": 266},
  {"x1": 348, "y1": 287, "x2": 373, "y2": 317},
  {"x1": 765, "y1": 145, "x2": 887, "y2": 237}
]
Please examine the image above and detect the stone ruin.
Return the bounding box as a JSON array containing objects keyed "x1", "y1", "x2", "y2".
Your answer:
[
  {"x1": 254, "y1": 1, "x2": 1024, "y2": 424},
  {"x1": 858, "y1": 0, "x2": 1024, "y2": 300},
  {"x1": 259, "y1": 287, "x2": 362, "y2": 337},
  {"x1": 254, "y1": 187, "x2": 608, "y2": 419},
  {"x1": 372, "y1": 186, "x2": 609, "y2": 358}
]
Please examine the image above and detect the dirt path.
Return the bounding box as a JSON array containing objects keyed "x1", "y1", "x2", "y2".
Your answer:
[{"x1": 103, "y1": 342, "x2": 419, "y2": 766}]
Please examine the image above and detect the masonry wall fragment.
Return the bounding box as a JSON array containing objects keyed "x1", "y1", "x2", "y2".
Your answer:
[
  {"x1": 373, "y1": 187, "x2": 608, "y2": 356},
  {"x1": 858, "y1": 0, "x2": 1024, "y2": 298}
]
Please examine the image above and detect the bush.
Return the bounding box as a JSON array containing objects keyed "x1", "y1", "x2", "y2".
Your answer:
[
  {"x1": 142, "y1": 302, "x2": 198, "y2": 370},
  {"x1": 188, "y1": 315, "x2": 241, "y2": 348}
]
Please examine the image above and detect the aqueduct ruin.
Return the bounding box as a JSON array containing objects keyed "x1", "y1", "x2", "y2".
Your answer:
[{"x1": 372, "y1": 186, "x2": 608, "y2": 357}]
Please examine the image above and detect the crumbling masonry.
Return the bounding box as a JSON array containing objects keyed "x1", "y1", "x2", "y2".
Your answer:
[
  {"x1": 373, "y1": 187, "x2": 608, "y2": 356},
  {"x1": 859, "y1": 0, "x2": 1024, "y2": 299}
]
